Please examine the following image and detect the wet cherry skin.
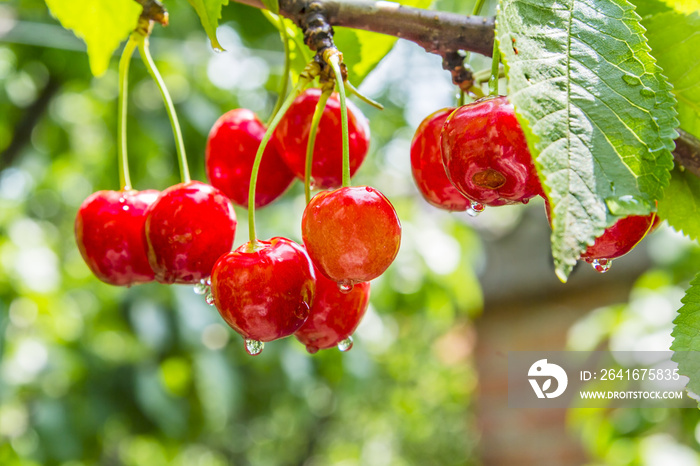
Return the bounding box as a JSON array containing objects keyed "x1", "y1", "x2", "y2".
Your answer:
[
  {"x1": 144, "y1": 181, "x2": 237, "y2": 284},
  {"x1": 273, "y1": 88, "x2": 370, "y2": 189},
  {"x1": 410, "y1": 107, "x2": 470, "y2": 211},
  {"x1": 75, "y1": 189, "x2": 159, "y2": 286},
  {"x1": 302, "y1": 186, "x2": 401, "y2": 285},
  {"x1": 211, "y1": 237, "x2": 316, "y2": 342},
  {"x1": 206, "y1": 108, "x2": 295, "y2": 208},
  {"x1": 295, "y1": 266, "x2": 370, "y2": 354},
  {"x1": 441, "y1": 96, "x2": 543, "y2": 206}
]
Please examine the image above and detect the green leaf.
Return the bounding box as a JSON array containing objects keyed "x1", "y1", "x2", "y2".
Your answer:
[
  {"x1": 658, "y1": 167, "x2": 700, "y2": 241},
  {"x1": 643, "y1": 10, "x2": 700, "y2": 139},
  {"x1": 261, "y1": 0, "x2": 280, "y2": 15},
  {"x1": 671, "y1": 273, "x2": 700, "y2": 406},
  {"x1": 44, "y1": 0, "x2": 141, "y2": 77},
  {"x1": 497, "y1": 0, "x2": 679, "y2": 281},
  {"x1": 187, "y1": 0, "x2": 230, "y2": 51}
]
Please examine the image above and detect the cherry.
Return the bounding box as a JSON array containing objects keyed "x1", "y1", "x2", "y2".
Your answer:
[
  {"x1": 410, "y1": 107, "x2": 470, "y2": 211},
  {"x1": 75, "y1": 189, "x2": 159, "y2": 286},
  {"x1": 295, "y1": 264, "x2": 370, "y2": 354},
  {"x1": 144, "y1": 180, "x2": 237, "y2": 284},
  {"x1": 441, "y1": 95, "x2": 543, "y2": 206},
  {"x1": 206, "y1": 108, "x2": 295, "y2": 208},
  {"x1": 273, "y1": 88, "x2": 370, "y2": 189},
  {"x1": 302, "y1": 186, "x2": 401, "y2": 285},
  {"x1": 211, "y1": 237, "x2": 316, "y2": 348}
]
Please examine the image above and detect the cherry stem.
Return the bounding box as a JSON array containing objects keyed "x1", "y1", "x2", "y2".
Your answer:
[
  {"x1": 118, "y1": 35, "x2": 138, "y2": 191},
  {"x1": 268, "y1": 14, "x2": 291, "y2": 126},
  {"x1": 346, "y1": 81, "x2": 383, "y2": 110},
  {"x1": 458, "y1": 88, "x2": 466, "y2": 106},
  {"x1": 328, "y1": 54, "x2": 351, "y2": 188},
  {"x1": 248, "y1": 76, "x2": 311, "y2": 246},
  {"x1": 137, "y1": 36, "x2": 191, "y2": 184},
  {"x1": 304, "y1": 87, "x2": 333, "y2": 204},
  {"x1": 488, "y1": 39, "x2": 501, "y2": 96}
]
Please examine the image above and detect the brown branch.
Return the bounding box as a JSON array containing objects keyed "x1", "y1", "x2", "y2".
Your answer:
[{"x1": 133, "y1": 0, "x2": 169, "y2": 26}]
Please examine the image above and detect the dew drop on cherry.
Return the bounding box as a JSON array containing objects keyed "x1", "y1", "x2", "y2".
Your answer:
[
  {"x1": 205, "y1": 291, "x2": 215, "y2": 305},
  {"x1": 337, "y1": 336, "x2": 354, "y2": 352},
  {"x1": 591, "y1": 258, "x2": 612, "y2": 273},
  {"x1": 245, "y1": 338, "x2": 264, "y2": 355},
  {"x1": 306, "y1": 345, "x2": 319, "y2": 354},
  {"x1": 194, "y1": 280, "x2": 209, "y2": 295},
  {"x1": 466, "y1": 201, "x2": 485, "y2": 217},
  {"x1": 295, "y1": 300, "x2": 311, "y2": 320},
  {"x1": 337, "y1": 280, "x2": 354, "y2": 294}
]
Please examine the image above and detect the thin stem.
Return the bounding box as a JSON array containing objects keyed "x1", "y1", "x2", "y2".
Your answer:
[
  {"x1": 118, "y1": 35, "x2": 138, "y2": 190},
  {"x1": 488, "y1": 39, "x2": 501, "y2": 96},
  {"x1": 458, "y1": 89, "x2": 466, "y2": 106},
  {"x1": 137, "y1": 36, "x2": 191, "y2": 183},
  {"x1": 268, "y1": 14, "x2": 291, "y2": 125},
  {"x1": 305, "y1": 88, "x2": 333, "y2": 203},
  {"x1": 346, "y1": 81, "x2": 383, "y2": 109},
  {"x1": 248, "y1": 77, "x2": 311, "y2": 245},
  {"x1": 328, "y1": 55, "x2": 350, "y2": 188}
]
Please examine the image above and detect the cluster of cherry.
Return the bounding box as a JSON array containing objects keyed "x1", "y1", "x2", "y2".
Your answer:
[
  {"x1": 75, "y1": 88, "x2": 400, "y2": 355},
  {"x1": 410, "y1": 96, "x2": 659, "y2": 273}
]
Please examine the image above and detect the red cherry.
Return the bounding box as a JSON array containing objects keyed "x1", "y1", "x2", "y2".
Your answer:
[
  {"x1": 273, "y1": 88, "x2": 370, "y2": 189},
  {"x1": 75, "y1": 189, "x2": 158, "y2": 286},
  {"x1": 211, "y1": 237, "x2": 316, "y2": 346},
  {"x1": 410, "y1": 107, "x2": 470, "y2": 211},
  {"x1": 441, "y1": 95, "x2": 543, "y2": 206},
  {"x1": 302, "y1": 186, "x2": 401, "y2": 285},
  {"x1": 144, "y1": 180, "x2": 236, "y2": 284},
  {"x1": 295, "y1": 265, "x2": 370, "y2": 354},
  {"x1": 206, "y1": 108, "x2": 295, "y2": 208}
]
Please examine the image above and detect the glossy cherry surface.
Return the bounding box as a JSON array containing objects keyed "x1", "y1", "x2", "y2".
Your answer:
[
  {"x1": 144, "y1": 180, "x2": 236, "y2": 284},
  {"x1": 75, "y1": 189, "x2": 158, "y2": 286},
  {"x1": 211, "y1": 237, "x2": 316, "y2": 342},
  {"x1": 302, "y1": 186, "x2": 401, "y2": 285},
  {"x1": 295, "y1": 266, "x2": 370, "y2": 354},
  {"x1": 273, "y1": 88, "x2": 370, "y2": 189},
  {"x1": 206, "y1": 108, "x2": 295, "y2": 208},
  {"x1": 441, "y1": 96, "x2": 543, "y2": 206},
  {"x1": 410, "y1": 107, "x2": 470, "y2": 211}
]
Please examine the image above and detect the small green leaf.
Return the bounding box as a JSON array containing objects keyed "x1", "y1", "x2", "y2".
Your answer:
[
  {"x1": 187, "y1": 0, "x2": 230, "y2": 51},
  {"x1": 497, "y1": 0, "x2": 679, "y2": 281},
  {"x1": 44, "y1": 0, "x2": 141, "y2": 76},
  {"x1": 643, "y1": 10, "x2": 700, "y2": 139},
  {"x1": 658, "y1": 167, "x2": 700, "y2": 241},
  {"x1": 261, "y1": 0, "x2": 280, "y2": 15},
  {"x1": 671, "y1": 273, "x2": 700, "y2": 406}
]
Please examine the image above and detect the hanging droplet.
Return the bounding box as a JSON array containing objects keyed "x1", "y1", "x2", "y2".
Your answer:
[
  {"x1": 591, "y1": 258, "x2": 612, "y2": 273},
  {"x1": 522, "y1": 198, "x2": 530, "y2": 205},
  {"x1": 466, "y1": 201, "x2": 485, "y2": 217},
  {"x1": 338, "y1": 336, "x2": 353, "y2": 352},
  {"x1": 337, "y1": 280, "x2": 353, "y2": 294},
  {"x1": 205, "y1": 277, "x2": 212, "y2": 287},
  {"x1": 245, "y1": 338, "x2": 264, "y2": 355},
  {"x1": 205, "y1": 292, "x2": 215, "y2": 305},
  {"x1": 193, "y1": 282, "x2": 208, "y2": 295},
  {"x1": 212, "y1": 46, "x2": 224, "y2": 54},
  {"x1": 306, "y1": 345, "x2": 319, "y2": 354}
]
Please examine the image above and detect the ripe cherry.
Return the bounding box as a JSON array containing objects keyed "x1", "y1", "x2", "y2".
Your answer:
[
  {"x1": 441, "y1": 95, "x2": 543, "y2": 206},
  {"x1": 144, "y1": 180, "x2": 236, "y2": 284},
  {"x1": 410, "y1": 107, "x2": 470, "y2": 211},
  {"x1": 211, "y1": 237, "x2": 316, "y2": 351},
  {"x1": 295, "y1": 265, "x2": 370, "y2": 354},
  {"x1": 75, "y1": 189, "x2": 158, "y2": 286},
  {"x1": 302, "y1": 186, "x2": 401, "y2": 285},
  {"x1": 273, "y1": 88, "x2": 370, "y2": 189},
  {"x1": 206, "y1": 108, "x2": 295, "y2": 208}
]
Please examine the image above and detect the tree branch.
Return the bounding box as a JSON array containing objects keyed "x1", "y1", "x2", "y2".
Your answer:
[{"x1": 230, "y1": 0, "x2": 700, "y2": 178}]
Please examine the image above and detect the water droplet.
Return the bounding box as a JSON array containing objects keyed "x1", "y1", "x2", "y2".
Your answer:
[
  {"x1": 640, "y1": 87, "x2": 655, "y2": 98},
  {"x1": 212, "y1": 46, "x2": 224, "y2": 53},
  {"x1": 590, "y1": 258, "x2": 612, "y2": 273},
  {"x1": 466, "y1": 201, "x2": 485, "y2": 217},
  {"x1": 309, "y1": 177, "x2": 318, "y2": 190},
  {"x1": 122, "y1": 205, "x2": 130, "y2": 211},
  {"x1": 622, "y1": 74, "x2": 642, "y2": 86},
  {"x1": 522, "y1": 198, "x2": 530, "y2": 205},
  {"x1": 244, "y1": 338, "x2": 264, "y2": 355},
  {"x1": 193, "y1": 282, "x2": 208, "y2": 295},
  {"x1": 338, "y1": 336, "x2": 353, "y2": 352},
  {"x1": 306, "y1": 345, "x2": 319, "y2": 354},
  {"x1": 119, "y1": 197, "x2": 126, "y2": 203},
  {"x1": 605, "y1": 195, "x2": 653, "y2": 216},
  {"x1": 205, "y1": 292, "x2": 215, "y2": 306},
  {"x1": 338, "y1": 280, "x2": 353, "y2": 293},
  {"x1": 295, "y1": 301, "x2": 310, "y2": 320}
]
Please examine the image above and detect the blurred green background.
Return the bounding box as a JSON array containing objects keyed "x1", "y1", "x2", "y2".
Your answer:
[{"x1": 1, "y1": 0, "x2": 699, "y2": 465}]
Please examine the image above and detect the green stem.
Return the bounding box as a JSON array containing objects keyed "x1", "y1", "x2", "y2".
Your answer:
[
  {"x1": 118, "y1": 35, "x2": 138, "y2": 190},
  {"x1": 328, "y1": 56, "x2": 350, "y2": 188},
  {"x1": 305, "y1": 88, "x2": 332, "y2": 204},
  {"x1": 248, "y1": 78, "x2": 310, "y2": 245},
  {"x1": 138, "y1": 36, "x2": 190, "y2": 183},
  {"x1": 488, "y1": 39, "x2": 501, "y2": 96},
  {"x1": 458, "y1": 89, "x2": 466, "y2": 106},
  {"x1": 268, "y1": 14, "x2": 291, "y2": 125},
  {"x1": 346, "y1": 81, "x2": 383, "y2": 110}
]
